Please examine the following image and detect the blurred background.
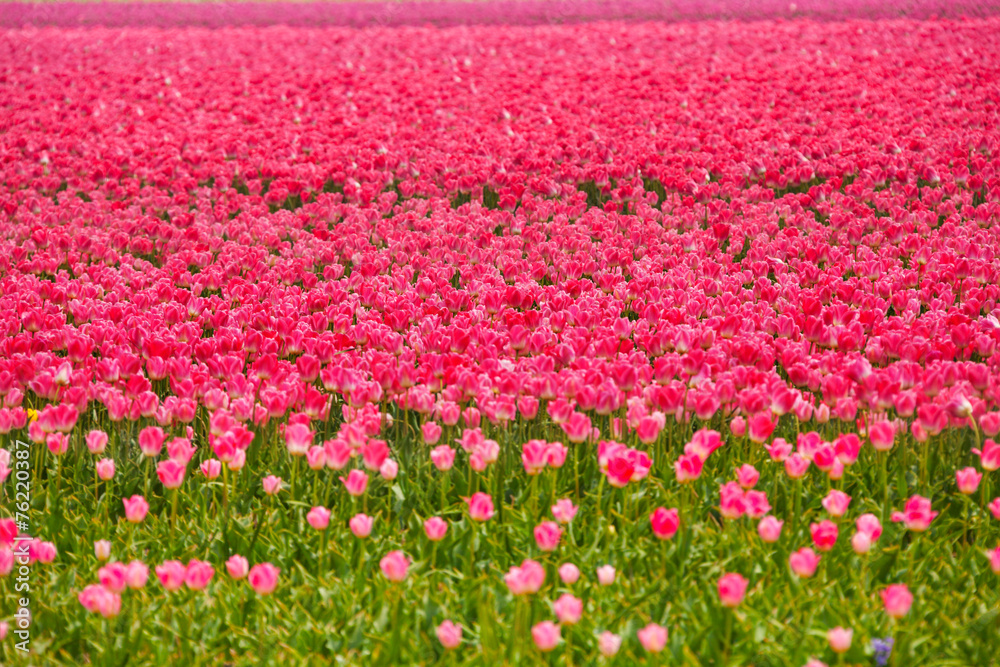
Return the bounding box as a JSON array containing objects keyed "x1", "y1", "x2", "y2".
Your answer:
[{"x1": 3, "y1": 0, "x2": 999, "y2": 29}]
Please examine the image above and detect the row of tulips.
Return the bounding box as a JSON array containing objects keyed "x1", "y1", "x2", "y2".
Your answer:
[{"x1": 3, "y1": 13, "x2": 1000, "y2": 667}]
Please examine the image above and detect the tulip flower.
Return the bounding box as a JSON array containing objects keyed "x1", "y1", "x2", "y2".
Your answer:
[
  {"x1": 349, "y1": 513, "x2": 373, "y2": 539},
  {"x1": 881, "y1": 584, "x2": 913, "y2": 618},
  {"x1": 531, "y1": 621, "x2": 560, "y2": 652},
  {"x1": 637, "y1": 623, "x2": 667, "y2": 653},
  {"x1": 123, "y1": 495, "x2": 149, "y2": 524},
  {"x1": 598, "y1": 631, "x2": 622, "y2": 657},
  {"x1": 717, "y1": 573, "x2": 748, "y2": 607},
  {"x1": 464, "y1": 492, "x2": 494, "y2": 522},
  {"x1": 380, "y1": 550, "x2": 410, "y2": 582},
  {"x1": 226, "y1": 555, "x2": 249, "y2": 580},
  {"x1": 533, "y1": 521, "x2": 562, "y2": 551},
  {"x1": 596, "y1": 565, "x2": 616, "y2": 586},
  {"x1": 436, "y1": 620, "x2": 462, "y2": 649},
  {"x1": 828, "y1": 627, "x2": 853, "y2": 653},
  {"x1": 248, "y1": 563, "x2": 280, "y2": 595},
  {"x1": 789, "y1": 548, "x2": 821, "y2": 578},
  {"x1": 558, "y1": 563, "x2": 580, "y2": 585},
  {"x1": 758, "y1": 516, "x2": 783, "y2": 543}
]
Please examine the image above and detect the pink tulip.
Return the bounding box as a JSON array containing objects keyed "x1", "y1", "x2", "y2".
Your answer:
[
  {"x1": 851, "y1": 531, "x2": 872, "y2": 554},
  {"x1": 674, "y1": 453, "x2": 704, "y2": 483},
  {"x1": 956, "y1": 467, "x2": 983, "y2": 495},
  {"x1": 758, "y1": 516, "x2": 783, "y2": 543},
  {"x1": 718, "y1": 573, "x2": 748, "y2": 607},
  {"x1": 99, "y1": 562, "x2": 127, "y2": 593},
  {"x1": 285, "y1": 423, "x2": 313, "y2": 456},
  {"x1": 596, "y1": 564, "x2": 616, "y2": 586},
  {"x1": 78, "y1": 584, "x2": 121, "y2": 618},
  {"x1": 891, "y1": 495, "x2": 938, "y2": 531},
  {"x1": 834, "y1": 434, "x2": 861, "y2": 465},
  {"x1": 86, "y1": 430, "x2": 109, "y2": 455},
  {"x1": 766, "y1": 438, "x2": 792, "y2": 462},
  {"x1": 307, "y1": 506, "x2": 331, "y2": 530},
  {"x1": 424, "y1": 516, "x2": 448, "y2": 541},
  {"x1": 650, "y1": 507, "x2": 680, "y2": 540},
  {"x1": 360, "y1": 439, "x2": 390, "y2": 471},
  {"x1": 226, "y1": 555, "x2": 249, "y2": 580},
  {"x1": 881, "y1": 584, "x2": 913, "y2": 618},
  {"x1": 46, "y1": 433, "x2": 70, "y2": 456},
  {"x1": 784, "y1": 453, "x2": 810, "y2": 478},
  {"x1": 430, "y1": 445, "x2": 455, "y2": 471},
  {"x1": 200, "y1": 459, "x2": 222, "y2": 479},
  {"x1": 685, "y1": 429, "x2": 722, "y2": 461},
  {"x1": 988, "y1": 546, "x2": 1000, "y2": 574},
  {"x1": 534, "y1": 521, "x2": 562, "y2": 551},
  {"x1": 558, "y1": 563, "x2": 580, "y2": 585},
  {"x1": 436, "y1": 620, "x2": 462, "y2": 649},
  {"x1": 379, "y1": 459, "x2": 399, "y2": 480},
  {"x1": 869, "y1": 421, "x2": 895, "y2": 451},
  {"x1": 990, "y1": 498, "x2": 1000, "y2": 521},
  {"x1": 324, "y1": 439, "x2": 352, "y2": 470},
  {"x1": 735, "y1": 463, "x2": 759, "y2": 489},
  {"x1": 96, "y1": 458, "x2": 115, "y2": 481},
  {"x1": 982, "y1": 413, "x2": 1000, "y2": 437},
  {"x1": 185, "y1": 560, "x2": 215, "y2": 590},
  {"x1": 464, "y1": 492, "x2": 495, "y2": 522},
  {"x1": 856, "y1": 513, "x2": 883, "y2": 541},
  {"x1": 167, "y1": 438, "x2": 196, "y2": 465},
  {"x1": 636, "y1": 415, "x2": 662, "y2": 444},
  {"x1": 422, "y1": 422, "x2": 443, "y2": 445},
  {"x1": 560, "y1": 412, "x2": 592, "y2": 443},
  {"x1": 828, "y1": 627, "x2": 853, "y2": 653},
  {"x1": 743, "y1": 490, "x2": 770, "y2": 518},
  {"x1": 94, "y1": 540, "x2": 111, "y2": 561},
  {"x1": 349, "y1": 513, "x2": 374, "y2": 538},
  {"x1": 227, "y1": 449, "x2": 246, "y2": 471},
  {"x1": 306, "y1": 445, "x2": 327, "y2": 471},
  {"x1": 974, "y1": 439, "x2": 1000, "y2": 471},
  {"x1": 598, "y1": 631, "x2": 622, "y2": 657},
  {"x1": 340, "y1": 469, "x2": 369, "y2": 497},
  {"x1": 123, "y1": 495, "x2": 149, "y2": 523},
  {"x1": 138, "y1": 426, "x2": 166, "y2": 458},
  {"x1": 33, "y1": 540, "x2": 56, "y2": 563},
  {"x1": 380, "y1": 550, "x2": 410, "y2": 582},
  {"x1": 262, "y1": 475, "x2": 283, "y2": 495},
  {"x1": 821, "y1": 489, "x2": 851, "y2": 517},
  {"x1": 248, "y1": 563, "x2": 280, "y2": 595},
  {"x1": 789, "y1": 548, "x2": 821, "y2": 578},
  {"x1": 125, "y1": 561, "x2": 149, "y2": 589},
  {"x1": 719, "y1": 482, "x2": 747, "y2": 520},
  {"x1": 551, "y1": 498, "x2": 578, "y2": 524},
  {"x1": 156, "y1": 459, "x2": 186, "y2": 490},
  {"x1": 553, "y1": 593, "x2": 583, "y2": 624},
  {"x1": 156, "y1": 560, "x2": 187, "y2": 591},
  {"x1": 531, "y1": 621, "x2": 561, "y2": 652},
  {"x1": 637, "y1": 622, "x2": 668, "y2": 653},
  {"x1": 747, "y1": 413, "x2": 776, "y2": 444},
  {"x1": 522, "y1": 439, "x2": 549, "y2": 475},
  {"x1": 810, "y1": 521, "x2": 839, "y2": 551},
  {"x1": 505, "y1": 559, "x2": 545, "y2": 595}
]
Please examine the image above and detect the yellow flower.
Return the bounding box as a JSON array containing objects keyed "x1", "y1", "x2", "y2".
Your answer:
[{"x1": 26, "y1": 408, "x2": 38, "y2": 423}]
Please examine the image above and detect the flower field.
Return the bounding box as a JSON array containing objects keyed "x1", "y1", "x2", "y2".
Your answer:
[{"x1": 2, "y1": 6, "x2": 1000, "y2": 666}]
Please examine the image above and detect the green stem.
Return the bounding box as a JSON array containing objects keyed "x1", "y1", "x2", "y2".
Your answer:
[
  {"x1": 880, "y1": 451, "x2": 889, "y2": 525},
  {"x1": 723, "y1": 608, "x2": 733, "y2": 661},
  {"x1": 791, "y1": 478, "x2": 801, "y2": 541}
]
